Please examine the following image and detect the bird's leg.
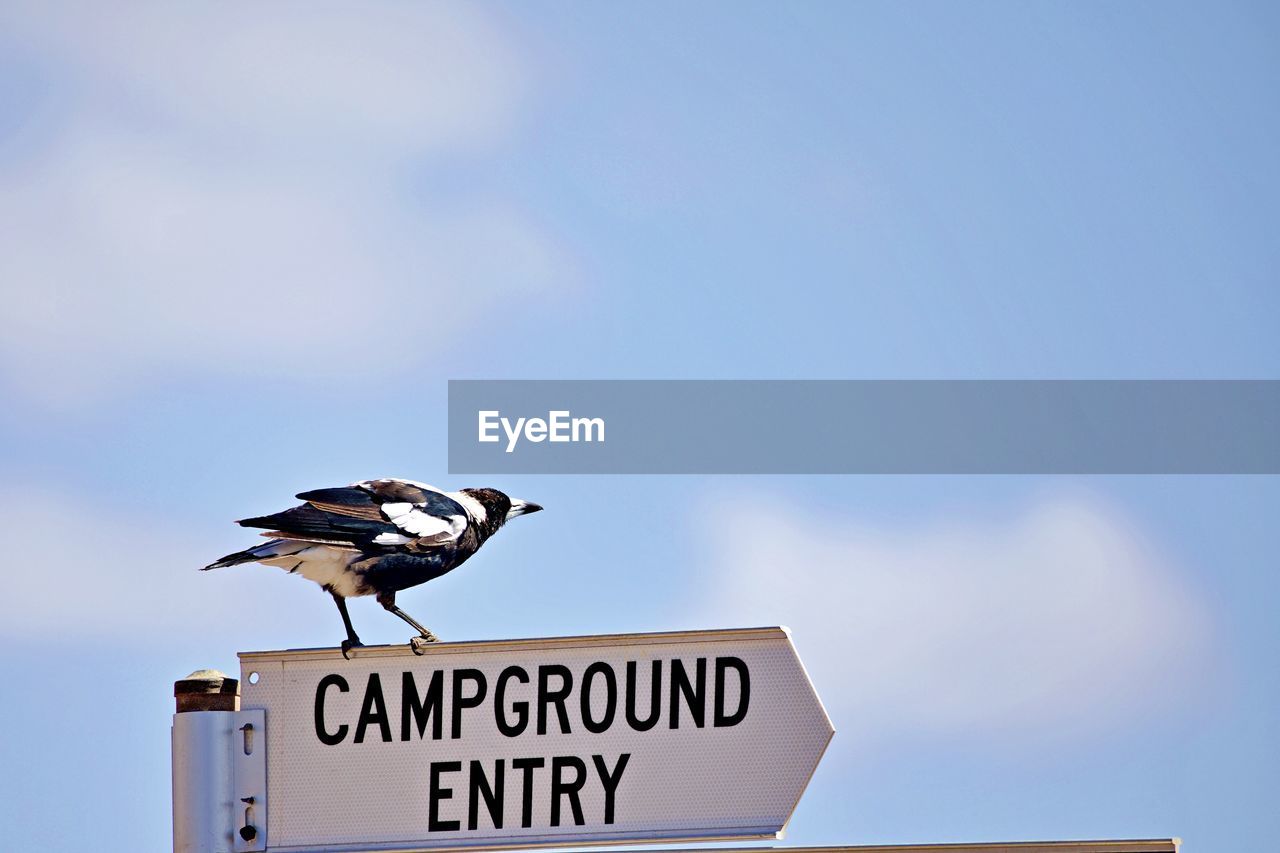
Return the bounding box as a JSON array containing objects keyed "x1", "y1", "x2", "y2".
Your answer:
[
  {"x1": 376, "y1": 591, "x2": 439, "y2": 654},
  {"x1": 329, "y1": 589, "x2": 363, "y2": 660}
]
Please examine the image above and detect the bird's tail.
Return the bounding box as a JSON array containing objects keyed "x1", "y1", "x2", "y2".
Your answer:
[{"x1": 202, "y1": 538, "x2": 306, "y2": 570}]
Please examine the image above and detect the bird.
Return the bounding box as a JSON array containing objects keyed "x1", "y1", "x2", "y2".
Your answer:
[{"x1": 204, "y1": 478, "x2": 542, "y2": 657}]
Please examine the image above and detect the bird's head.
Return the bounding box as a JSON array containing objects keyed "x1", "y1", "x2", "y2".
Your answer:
[{"x1": 459, "y1": 488, "x2": 543, "y2": 535}]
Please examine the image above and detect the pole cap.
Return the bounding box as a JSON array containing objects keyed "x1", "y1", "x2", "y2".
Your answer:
[{"x1": 174, "y1": 669, "x2": 240, "y2": 713}]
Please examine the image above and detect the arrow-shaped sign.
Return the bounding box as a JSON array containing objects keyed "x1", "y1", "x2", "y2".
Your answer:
[{"x1": 238, "y1": 627, "x2": 833, "y2": 852}]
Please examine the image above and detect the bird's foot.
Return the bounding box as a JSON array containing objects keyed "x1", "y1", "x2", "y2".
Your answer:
[
  {"x1": 341, "y1": 639, "x2": 364, "y2": 660},
  {"x1": 409, "y1": 632, "x2": 439, "y2": 655}
]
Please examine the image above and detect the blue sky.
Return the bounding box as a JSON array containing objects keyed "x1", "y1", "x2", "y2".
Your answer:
[{"x1": 0, "y1": 2, "x2": 1277, "y2": 850}]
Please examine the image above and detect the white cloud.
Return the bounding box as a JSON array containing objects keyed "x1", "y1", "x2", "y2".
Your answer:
[
  {"x1": 0, "y1": 488, "x2": 244, "y2": 637},
  {"x1": 691, "y1": 491, "x2": 1212, "y2": 745},
  {"x1": 0, "y1": 2, "x2": 569, "y2": 404},
  {"x1": 2, "y1": 2, "x2": 522, "y2": 155}
]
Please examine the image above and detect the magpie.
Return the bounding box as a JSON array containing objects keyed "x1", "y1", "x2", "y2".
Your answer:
[{"x1": 204, "y1": 478, "x2": 542, "y2": 657}]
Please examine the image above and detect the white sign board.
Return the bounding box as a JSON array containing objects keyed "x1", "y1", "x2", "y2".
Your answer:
[{"x1": 239, "y1": 627, "x2": 833, "y2": 853}]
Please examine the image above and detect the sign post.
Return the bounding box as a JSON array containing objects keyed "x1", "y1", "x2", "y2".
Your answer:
[
  {"x1": 172, "y1": 670, "x2": 266, "y2": 853},
  {"x1": 172, "y1": 628, "x2": 1179, "y2": 853}
]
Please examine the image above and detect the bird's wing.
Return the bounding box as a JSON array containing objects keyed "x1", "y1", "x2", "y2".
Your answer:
[
  {"x1": 236, "y1": 503, "x2": 399, "y2": 547},
  {"x1": 296, "y1": 479, "x2": 470, "y2": 546}
]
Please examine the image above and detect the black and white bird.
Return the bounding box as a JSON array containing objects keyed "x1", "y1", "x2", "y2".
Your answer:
[{"x1": 204, "y1": 478, "x2": 542, "y2": 657}]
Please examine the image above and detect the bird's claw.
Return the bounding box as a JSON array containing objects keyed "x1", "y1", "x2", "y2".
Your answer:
[
  {"x1": 341, "y1": 639, "x2": 364, "y2": 660},
  {"x1": 410, "y1": 633, "x2": 439, "y2": 655}
]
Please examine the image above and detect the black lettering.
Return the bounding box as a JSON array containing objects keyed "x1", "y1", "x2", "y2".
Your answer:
[
  {"x1": 625, "y1": 660, "x2": 661, "y2": 731},
  {"x1": 550, "y1": 756, "x2": 586, "y2": 827},
  {"x1": 402, "y1": 671, "x2": 444, "y2": 741},
  {"x1": 580, "y1": 662, "x2": 618, "y2": 734},
  {"x1": 495, "y1": 666, "x2": 530, "y2": 737},
  {"x1": 714, "y1": 657, "x2": 750, "y2": 727},
  {"x1": 451, "y1": 669, "x2": 487, "y2": 740},
  {"x1": 468, "y1": 759, "x2": 504, "y2": 830},
  {"x1": 537, "y1": 664, "x2": 573, "y2": 735},
  {"x1": 592, "y1": 753, "x2": 630, "y2": 825},
  {"x1": 314, "y1": 674, "x2": 349, "y2": 746},
  {"x1": 354, "y1": 673, "x2": 391, "y2": 743},
  {"x1": 669, "y1": 658, "x2": 706, "y2": 729},
  {"x1": 511, "y1": 756, "x2": 545, "y2": 828},
  {"x1": 429, "y1": 761, "x2": 462, "y2": 832}
]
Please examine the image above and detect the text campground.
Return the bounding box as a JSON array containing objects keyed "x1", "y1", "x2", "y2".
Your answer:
[{"x1": 312, "y1": 656, "x2": 750, "y2": 832}]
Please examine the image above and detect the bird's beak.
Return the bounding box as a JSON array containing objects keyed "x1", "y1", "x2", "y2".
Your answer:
[{"x1": 507, "y1": 499, "x2": 543, "y2": 520}]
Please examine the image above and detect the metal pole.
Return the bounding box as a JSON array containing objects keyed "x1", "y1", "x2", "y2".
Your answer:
[{"x1": 172, "y1": 669, "x2": 239, "y2": 853}]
